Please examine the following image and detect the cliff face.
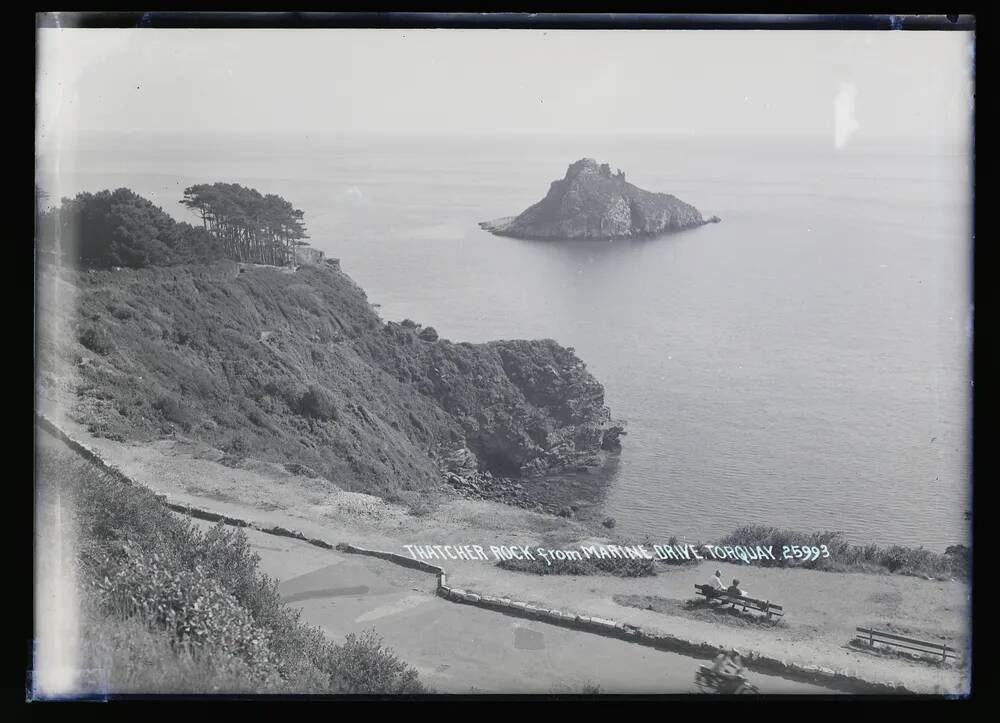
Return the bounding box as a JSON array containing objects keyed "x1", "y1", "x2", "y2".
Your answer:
[
  {"x1": 37, "y1": 260, "x2": 621, "y2": 498},
  {"x1": 481, "y1": 158, "x2": 715, "y2": 240}
]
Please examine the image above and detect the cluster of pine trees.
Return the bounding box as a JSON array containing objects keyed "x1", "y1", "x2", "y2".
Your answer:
[
  {"x1": 35, "y1": 183, "x2": 311, "y2": 270},
  {"x1": 181, "y1": 183, "x2": 309, "y2": 266}
]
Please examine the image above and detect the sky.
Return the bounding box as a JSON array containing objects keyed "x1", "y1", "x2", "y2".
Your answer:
[{"x1": 36, "y1": 28, "x2": 974, "y2": 145}]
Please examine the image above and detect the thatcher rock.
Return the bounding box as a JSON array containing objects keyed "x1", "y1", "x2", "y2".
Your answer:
[{"x1": 480, "y1": 158, "x2": 718, "y2": 240}]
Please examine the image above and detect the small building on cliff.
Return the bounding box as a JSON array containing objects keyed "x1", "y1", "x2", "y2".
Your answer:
[{"x1": 292, "y1": 245, "x2": 326, "y2": 266}]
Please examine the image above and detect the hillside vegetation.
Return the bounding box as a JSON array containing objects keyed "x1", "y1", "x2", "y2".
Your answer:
[
  {"x1": 36, "y1": 188, "x2": 225, "y2": 269},
  {"x1": 38, "y1": 259, "x2": 620, "y2": 499},
  {"x1": 39, "y1": 432, "x2": 424, "y2": 694},
  {"x1": 37, "y1": 184, "x2": 313, "y2": 269}
]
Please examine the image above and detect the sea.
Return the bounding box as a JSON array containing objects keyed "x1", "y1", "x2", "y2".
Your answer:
[{"x1": 37, "y1": 131, "x2": 973, "y2": 551}]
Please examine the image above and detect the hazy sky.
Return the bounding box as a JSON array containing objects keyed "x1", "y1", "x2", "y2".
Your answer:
[{"x1": 37, "y1": 29, "x2": 974, "y2": 144}]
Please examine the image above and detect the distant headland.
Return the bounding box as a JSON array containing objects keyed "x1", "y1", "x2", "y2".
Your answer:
[{"x1": 480, "y1": 158, "x2": 720, "y2": 241}]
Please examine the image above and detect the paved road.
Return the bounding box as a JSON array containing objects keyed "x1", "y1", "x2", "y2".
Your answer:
[{"x1": 224, "y1": 523, "x2": 839, "y2": 695}]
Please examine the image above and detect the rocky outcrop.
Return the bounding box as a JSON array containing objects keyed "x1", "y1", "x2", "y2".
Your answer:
[
  {"x1": 370, "y1": 321, "x2": 622, "y2": 479},
  {"x1": 443, "y1": 470, "x2": 546, "y2": 511},
  {"x1": 481, "y1": 158, "x2": 715, "y2": 240},
  {"x1": 601, "y1": 425, "x2": 627, "y2": 451}
]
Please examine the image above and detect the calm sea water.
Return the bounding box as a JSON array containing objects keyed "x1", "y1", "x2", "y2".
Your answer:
[{"x1": 38, "y1": 132, "x2": 973, "y2": 550}]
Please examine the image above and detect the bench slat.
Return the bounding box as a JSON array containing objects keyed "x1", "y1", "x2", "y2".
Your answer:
[
  {"x1": 857, "y1": 636, "x2": 957, "y2": 659},
  {"x1": 855, "y1": 627, "x2": 956, "y2": 652}
]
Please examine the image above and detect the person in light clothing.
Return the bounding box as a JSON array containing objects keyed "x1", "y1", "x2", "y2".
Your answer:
[{"x1": 706, "y1": 569, "x2": 725, "y2": 599}]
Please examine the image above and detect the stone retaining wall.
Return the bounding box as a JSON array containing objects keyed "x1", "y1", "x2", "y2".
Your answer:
[
  {"x1": 36, "y1": 413, "x2": 337, "y2": 552},
  {"x1": 333, "y1": 542, "x2": 906, "y2": 694},
  {"x1": 335, "y1": 542, "x2": 446, "y2": 577},
  {"x1": 37, "y1": 413, "x2": 912, "y2": 694}
]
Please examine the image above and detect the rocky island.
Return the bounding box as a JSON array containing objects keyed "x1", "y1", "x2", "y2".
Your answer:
[{"x1": 481, "y1": 158, "x2": 719, "y2": 240}]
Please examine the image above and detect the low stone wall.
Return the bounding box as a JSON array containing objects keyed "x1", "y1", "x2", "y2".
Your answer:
[
  {"x1": 38, "y1": 413, "x2": 136, "y2": 485},
  {"x1": 335, "y1": 542, "x2": 446, "y2": 577},
  {"x1": 37, "y1": 413, "x2": 913, "y2": 694},
  {"x1": 36, "y1": 413, "x2": 337, "y2": 552},
  {"x1": 331, "y1": 542, "x2": 907, "y2": 693}
]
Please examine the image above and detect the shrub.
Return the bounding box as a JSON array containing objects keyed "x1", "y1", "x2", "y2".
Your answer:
[
  {"x1": 79, "y1": 325, "x2": 115, "y2": 355},
  {"x1": 223, "y1": 432, "x2": 251, "y2": 455},
  {"x1": 716, "y1": 525, "x2": 965, "y2": 580},
  {"x1": 37, "y1": 188, "x2": 226, "y2": 269},
  {"x1": 92, "y1": 545, "x2": 276, "y2": 673},
  {"x1": 283, "y1": 462, "x2": 319, "y2": 478},
  {"x1": 497, "y1": 554, "x2": 656, "y2": 578},
  {"x1": 153, "y1": 394, "x2": 196, "y2": 431},
  {"x1": 944, "y1": 544, "x2": 970, "y2": 571},
  {"x1": 45, "y1": 444, "x2": 426, "y2": 694},
  {"x1": 322, "y1": 630, "x2": 424, "y2": 694},
  {"x1": 77, "y1": 597, "x2": 272, "y2": 694},
  {"x1": 297, "y1": 384, "x2": 337, "y2": 421}
]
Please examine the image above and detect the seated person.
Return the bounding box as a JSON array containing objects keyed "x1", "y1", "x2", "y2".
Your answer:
[
  {"x1": 726, "y1": 579, "x2": 744, "y2": 597},
  {"x1": 706, "y1": 570, "x2": 725, "y2": 597}
]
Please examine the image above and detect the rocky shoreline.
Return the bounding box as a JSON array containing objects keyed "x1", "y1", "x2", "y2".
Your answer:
[
  {"x1": 437, "y1": 420, "x2": 626, "y2": 516},
  {"x1": 441, "y1": 470, "x2": 612, "y2": 524},
  {"x1": 443, "y1": 470, "x2": 545, "y2": 511}
]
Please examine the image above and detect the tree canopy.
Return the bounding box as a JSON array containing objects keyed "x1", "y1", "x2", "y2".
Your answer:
[
  {"x1": 37, "y1": 188, "x2": 224, "y2": 269},
  {"x1": 36, "y1": 183, "x2": 311, "y2": 269},
  {"x1": 181, "y1": 183, "x2": 309, "y2": 266}
]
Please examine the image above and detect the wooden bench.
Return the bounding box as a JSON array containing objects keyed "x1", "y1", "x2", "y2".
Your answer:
[
  {"x1": 694, "y1": 584, "x2": 784, "y2": 620},
  {"x1": 854, "y1": 627, "x2": 958, "y2": 662}
]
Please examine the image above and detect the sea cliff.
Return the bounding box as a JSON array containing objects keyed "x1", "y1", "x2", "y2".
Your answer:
[{"x1": 38, "y1": 259, "x2": 622, "y2": 500}]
